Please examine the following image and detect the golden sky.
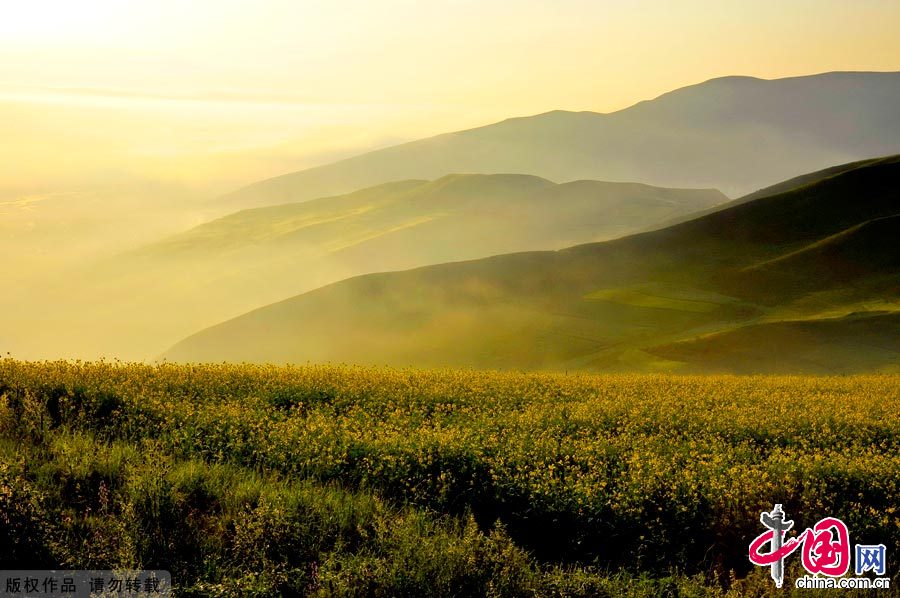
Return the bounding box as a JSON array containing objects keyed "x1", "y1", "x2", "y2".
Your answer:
[{"x1": 2, "y1": 0, "x2": 899, "y2": 194}]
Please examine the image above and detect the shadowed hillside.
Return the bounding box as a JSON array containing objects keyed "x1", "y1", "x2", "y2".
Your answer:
[
  {"x1": 220, "y1": 72, "x2": 900, "y2": 209},
  {"x1": 648, "y1": 311, "x2": 900, "y2": 374},
  {"x1": 164, "y1": 156, "x2": 900, "y2": 374}
]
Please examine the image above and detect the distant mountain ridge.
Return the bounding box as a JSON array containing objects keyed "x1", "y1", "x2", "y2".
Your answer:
[
  {"x1": 221, "y1": 71, "x2": 900, "y2": 209},
  {"x1": 166, "y1": 155, "x2": 900, "y2": 374}
]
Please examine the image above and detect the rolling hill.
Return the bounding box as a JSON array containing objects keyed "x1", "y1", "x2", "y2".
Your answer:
[
  {"x1": 143, "y1": 174, "x2": 724, "y2": 266},
  {"x1": 164, "y1": 155, "x2": 900, "y2": 374},
  {"x1": 16, "y1": 174, "x2": 721, "y2": 361},
  {"x1": 220, "y1": 71, "x2": 900, "y2": 209}
]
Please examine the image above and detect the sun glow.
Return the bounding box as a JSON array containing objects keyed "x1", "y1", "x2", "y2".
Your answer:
[{"x1": 0, "y1": 0, "x2": 898, "y2": 193}]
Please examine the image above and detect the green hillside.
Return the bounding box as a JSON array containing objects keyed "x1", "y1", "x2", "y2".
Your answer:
[
  {"x1": 145, "y1": 175, "x2": 723, "y2": 264},
  {"x1": 164, "y1": 155, "x2": 900, "y2": 374},
  {"x1": 39, "y1": 175, "x2": 721, "y2": 361},
  {"x1": 648, "y1": 311, "x2": 900, "y2": 374},
  {"x1": 220, "y1": 72, "x2": 900, "y2": 209}
]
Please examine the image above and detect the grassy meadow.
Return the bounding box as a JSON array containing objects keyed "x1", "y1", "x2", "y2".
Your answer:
[{"x1": 1, "y1": 359, "x2": 897, "y2": 595}]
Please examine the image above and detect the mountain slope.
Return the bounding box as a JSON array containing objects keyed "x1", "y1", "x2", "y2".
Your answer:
[
  {"x1": 221, "y1": 72, "x2": 900, "y2": 209},
  {"x1": 43, "y1": 175, "x2": 722, "y2": 360},
  {"x1": 146, "y1": 175, "x2": 724, "y2": 268},
  {"x1": 164, "y1": 155, "x2": 900, "y2": 373},
  {"x1": 648, "y1": 312, "x2": 900, "y2": 374}
]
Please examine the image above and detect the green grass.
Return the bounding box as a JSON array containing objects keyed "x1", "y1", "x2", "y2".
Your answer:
[
  {"x1": 648, "y1": 311, "x2": 900, "y2": 374},
  {"x1": 1, "y1": 360, "x2": 898, "y2": 595},
  {"x1": 585, "y1": 283, "x2": 733, "y2": 313}
]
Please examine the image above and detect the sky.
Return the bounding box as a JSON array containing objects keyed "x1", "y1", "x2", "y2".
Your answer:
[{"x1": 1, "y1": 0, "x2": 899, "y2": 195}]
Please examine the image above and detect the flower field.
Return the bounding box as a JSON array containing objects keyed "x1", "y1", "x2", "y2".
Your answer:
[{"x1": 1, "y1": 359, "x2": 897, "y2": 596}]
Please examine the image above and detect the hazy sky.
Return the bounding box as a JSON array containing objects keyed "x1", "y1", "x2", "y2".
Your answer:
[{"x1": 2, "y1": 0, "x2": 899, "y2": 193}]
